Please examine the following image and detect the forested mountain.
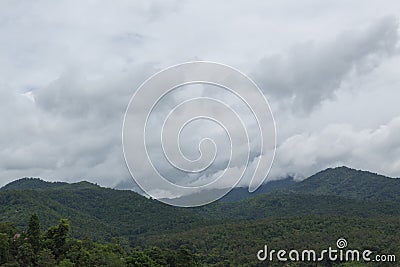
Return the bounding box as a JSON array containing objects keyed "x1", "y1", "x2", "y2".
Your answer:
[
  {"x1": 174, "y1": 176, "x2": 297, "y2": 203},
  {"x1": 144, "y1": 216, "x2": 400, "y2": 266},
  {"x1": 194, "y1": 192, "x2": 400, "y2": 220},
  {"x1": 187, "y1": 166, "x2": 400, "y2": 204},
  {"x1": 0, "y1": 167, "x2": 399, "y2": 266},
  {"x1": 0, "y1": 179, "x2": 208, "y2": 244},
  {"x1": 286, "y1": 166, "x2": 400, "y2": 202},
  {"x1": 0, "y1": 178, "x2": 67, "y2": 191}
]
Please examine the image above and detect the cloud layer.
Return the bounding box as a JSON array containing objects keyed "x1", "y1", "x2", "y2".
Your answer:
[{"x1": 0, "y1": 0, "x2": 400, "y2": 192}]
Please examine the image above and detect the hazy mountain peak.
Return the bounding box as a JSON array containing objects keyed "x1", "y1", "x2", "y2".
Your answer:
[
  {"x1": 292, "y1": 166, "x2": 400, "y2": 202},
  {"x1": 1, "y1": 177, "x2": 67, "y2": 191},
  {"x1": 0, "y1": 178, "x2": 103, "y2": 191}
]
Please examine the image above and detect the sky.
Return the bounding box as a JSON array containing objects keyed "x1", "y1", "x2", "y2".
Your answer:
[{"x1": 0, "y1": 1, "x2": 400, "y2": 194}]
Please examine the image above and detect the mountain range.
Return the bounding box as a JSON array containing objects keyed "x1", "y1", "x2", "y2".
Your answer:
[{"x1": 1, "y1": 166, "x2": 399, "y2": 266}]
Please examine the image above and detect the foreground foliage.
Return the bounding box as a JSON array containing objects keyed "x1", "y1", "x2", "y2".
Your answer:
[
  {"x1": 1, "y1": 214, "x2": 399, "y2": 266},
  {"x1": 0, "y1": 215, "x2": 199, "y2": 267}
]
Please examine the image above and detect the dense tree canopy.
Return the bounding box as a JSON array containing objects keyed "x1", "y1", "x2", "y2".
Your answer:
[{"x1": 0, "y1": 168, "x2": 399, "y2": 266}]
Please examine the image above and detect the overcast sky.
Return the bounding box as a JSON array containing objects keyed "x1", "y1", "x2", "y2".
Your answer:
[{"x1": 1, "y1": 1, "x2": 400, "y2": 192}]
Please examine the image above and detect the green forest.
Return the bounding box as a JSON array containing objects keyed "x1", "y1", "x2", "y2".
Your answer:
[
  {"x1": 0, "y1": 214, "x2": 199, "y2": 266},
  {"x1": 0, "y1": 167, "x2": 399, "y2": 266}
]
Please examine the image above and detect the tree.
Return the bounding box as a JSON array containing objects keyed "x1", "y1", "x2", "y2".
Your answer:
[
  {"x1": 27, "y1": 213, "x2": 41, "y2": 253},
  {"x1": 126, "y1": 250, "x2": 156, "y2": 267},
  {"x1": 46, "y1": 219, "x2": 70, "y2": 258},
  {"x1": 0, "y1": 233, "x2": 9, "y2": 264},
  {"x1": 56, "y1": 259, "x2": 74, "y2": 267},
  {"x1": 17, "y1": 243, "x2": 34, "y2": 267},
  {"x1": 174, "y1": 246, "x2": 198, "y2": 267},
  {"x1": 144, "y1": 246, "x2": 168, "y2": 266},
  {"x1": 37, "y1": 249, "x2": 56, "y2": 267}
]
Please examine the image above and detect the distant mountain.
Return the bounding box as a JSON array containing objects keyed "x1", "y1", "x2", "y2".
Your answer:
[
  {"x1": 167, "y1": 166, "x2": 400, "y2": 204},
  {"x1": 160, "y1": 177, "x2": 297, "y2": 205},
  {"x1": 0, "y1": 177, "x2": 67, "y2": 191},
  {"x1": 0, "y1": 179, "x2": 209, "y2": 245},
  {"x1": 287, "y1": 166, "x2": 400, "y2": 202},
  {"x1": 219, "y1": 176, "x2": 297, "y2": 202}
]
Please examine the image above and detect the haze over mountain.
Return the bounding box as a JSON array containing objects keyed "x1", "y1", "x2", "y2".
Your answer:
[{"x1": 164, "y1": 166, "x2": 400, "y2": 204}]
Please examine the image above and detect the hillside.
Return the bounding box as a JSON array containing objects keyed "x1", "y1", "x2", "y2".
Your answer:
[
  {"x1": 0, "y1": 180, "x2": 209, "y2": 245},
  {"x1": 0, "y1": 177, "x2": 67, "y2": 191},
  {"x1": 287, "y1": 166, "x2": 400, "y2": 202},
  {"x1": 178, "y1": 176, "x2": 297, "y2": 203},
  {"x1": 173, "y1": 166, "x2": 400, "y2": 205},
  {"x1": 194, "y1": 192, "x2": 400, "y2": 220},
  {"x1": 0, "y1": 166, "x2": 399, "y2": 266},
  {"x1": 144, "y1": 216, "x2": 400, "y2": 266}
]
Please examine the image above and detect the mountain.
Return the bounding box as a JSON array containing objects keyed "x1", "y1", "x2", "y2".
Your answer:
[
  {"x1": 194, "y1": 192, "x2": 400, "y2": 220},
  {"x1": 0, "y1": 177, "x2": 67, "y2": 190},
  {"x1": 1, "y1": 167, "x2": 399, "y2": 266},
  {"x1": 0, "y1": 166, "x2": 399, "y2": 244},
  {"x1": 160, "y1": 177, "x2": 297, "y2": 205},
  {"x1": 218, "y1": 176, "x2": 297, "y2": 202},
  {"x1": 164, "y1": 166, "x2": 400, "y2": 204},
  {"x1": 0, "y1": 179, "x2": 209, "y2": 245},
  {"x1": 287, "y1": 166, "x2": 400, "y2": 202}
]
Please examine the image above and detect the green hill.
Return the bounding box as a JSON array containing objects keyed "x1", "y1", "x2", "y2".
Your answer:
[
  {"x1": 0, "y1": 167, "x2": 399, "y2": 266},
  {"x1": 288, "y1": 166, "x2": 400, "y2": 202},
  {"x1": 144, "y1": 216, "x2": 400, "y2": 266},
  {"x1": 0, "y1": 177, "x2": 67, "y2": 191},
  {"x1": 194, "y1": 192, "x2": 400, "y2": 220},
  {"x1": 0, "y1": 180, "x2": 209, "y2": 245},
  {"x1": 1, "y1": 167, "x2": 399, "y2": 243}
]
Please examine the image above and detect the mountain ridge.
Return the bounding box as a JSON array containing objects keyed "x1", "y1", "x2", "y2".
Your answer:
[
  {"x1": 0, "y1": 166, "x2": 399, "y2": 247},
  {"x1": 287, "y1": 166, "x2": 400, "y2": 202},
  {"x1": 0, "y1": 177, "x2": 68, "y2": 191},
  {"x1": 3, "y1": 166, "x2": 398, "y2": 196}
]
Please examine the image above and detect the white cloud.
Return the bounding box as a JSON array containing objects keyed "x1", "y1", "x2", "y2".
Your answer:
[
  {"x1": 273, "y1": 116, "x2": 400, "y2": 178},
  {"x1": 253, "y1": 16, "x2": 399, "y2": 113},
  {"x1": 0, "y1": 0, "x2": 400, "y2": 192}
]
